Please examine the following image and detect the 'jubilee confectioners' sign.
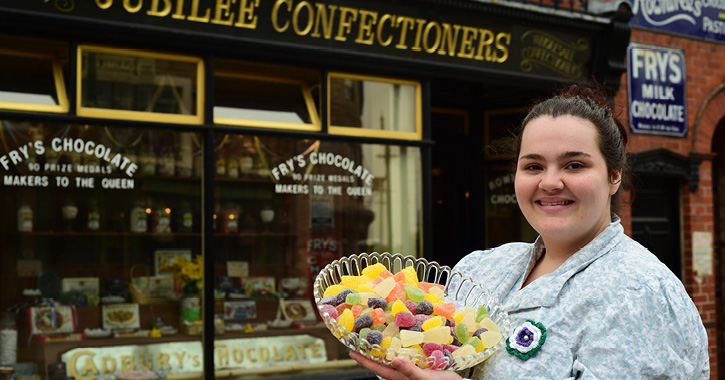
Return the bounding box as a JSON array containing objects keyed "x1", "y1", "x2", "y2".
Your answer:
[
  {"x1": 1, "y1": 0, "x2": 595, "y2": 81},
  {"x1": 61, "y1": 334, "x2": 326, "y2": 380}
]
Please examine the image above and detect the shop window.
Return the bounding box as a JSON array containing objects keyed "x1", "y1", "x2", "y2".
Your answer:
[
  {"x1": 328, "y1": 73, "x2": 422, "y2": 140},
  {"x1": 213, "y1": 60, "x2": 321, "y2": 131},
  {"x1": 77, "y1": 45, "x2": 204, "y2": 124},
  {"x1": 0, "y1": 120, "x2": 204, "y2": 377},
  {"x1": 0, "y1": 50, "x2": 69, "y2": 113},
  {"x1": 211, "y1": 133, "x2": 421, "y2": 372}
]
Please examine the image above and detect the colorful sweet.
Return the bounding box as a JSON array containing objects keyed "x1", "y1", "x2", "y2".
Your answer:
[{"x1": 319, "y1": 264, "x2": 503, "y2": 369}]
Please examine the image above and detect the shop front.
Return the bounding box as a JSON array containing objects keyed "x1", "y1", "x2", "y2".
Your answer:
[{"x1": 0, "y1": 1, "x2": 632, "y2": 379}]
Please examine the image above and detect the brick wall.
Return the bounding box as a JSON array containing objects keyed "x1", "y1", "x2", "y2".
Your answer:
[{"x1": 614, "y1": 28, "x2": 722, "y2": 379}]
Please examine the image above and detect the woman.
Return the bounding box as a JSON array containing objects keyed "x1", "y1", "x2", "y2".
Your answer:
[{"x1": 350, "y1": 83, "x2": 709, "y2": 379}]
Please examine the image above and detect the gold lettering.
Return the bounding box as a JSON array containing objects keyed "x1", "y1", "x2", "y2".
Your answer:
[
  {"x1": 376, "y1": 14, "x2": 394, "y2": 46},
  {"x1": 473, "y1": 28, "x2": 494, "y2": 61},
  {"x1": 495, "y1": 32, "x2": 510, "y2": 62},
  {"x1": 102, "y1": 356, "x2": 116, "y2": 374},
  {"x1": 259, "y1": 347, "x2": 270, "y2": 361},
  {"x1": 272, "y1": 0, "x2": 291, "y2": 32},
  {"x1": 292, "y1": 1, "x2": 314, "y2": 35},
  {"x1": 284, "y1": 345, "x2": 298, "y2": 360},
  {"x1": 310, "y1": 342, "x2": 323, "y2": 358},
  {"x1": 410, "y1": 18, "x2": 427, "y2": 51},
  {"x1": 188, "y1": 0, "x2": 211, "y2": 22},
  {"x1": 233, "y1": 348, "x2": 244, "y2": 363},
  {"x1": 273, "y1": 346, "x2": 284, "y2": 360},
  {"x1": 172, "y1": 0, "x2": 185, "y2": 20},
  {"x1": 123, "y1": 0, "x2": 143, "y2": 13},
  {"x1": 68, "y1": 350, "x2": 95, "y2": 380},
  {"x1": 354, "y1": 9, "x2": 377, "y2": 45},
  {"x1": 211, "y1": 0, "x2": 235, "y2": 25},
  {"x1": 80, "y1": 357, "x2": 100, "y2": 377},
  {"x1": 311, "y1": 3, "x2": 336, "y2": 38},
  {"x1": 191, "y1": 354, "x2": 200, "y2": 367},
  {"x1": 334, "y1": 6, "x2": 358, "y2": 42},
  {"x1": 139, "y1": 354, "x2": 153, "y2": 370},
  {"x1": 95, "y1": 0, "x2": 113, "y2": 9},
  {"x1": 234, "y1": 0, "x2": 258, "y2": 28},
  {"x1": 147, "y1": 0, "x2": 171, "y2": 16},
  {"x1": 247, "y1": 348, "x2": 257, "y2": 362},
  {"x1": 173, "y1": 352, "x2": 186, "y2": 369},
  {"x1": 395, "y1": 16, "x2": 415, "y2": 49},
  {"x1": 296, "y1": 344, "x2": 307, "y2": 359},
  {"x1": 157, "y1": 353, "x2": 171, "y2": 370},
  {"x1": 437, "y1": 23, "x2": 460, "y2": 56},
  {"x1": 121, "y1": 355, "x2": 135, "y2": 371},
  {"x1": 215, "y1": 344, "x2": 230, "y2": 367},
  {"x1": 423, "y1": 21, "x2": 441, "y2": 53},
  {"x1": 457, "y1": 26, "x2": 477, "y2": 58}
]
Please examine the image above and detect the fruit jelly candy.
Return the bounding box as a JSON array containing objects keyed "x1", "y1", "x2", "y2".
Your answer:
[
  {"x1": 371, "y1": 324, "x2": 386, "y2": 332},
  {"x1": 466, "y1": 336, "x2": 481, "y2": 349},
  {"x1": 381, "y1": 336, "x2": 392, "y2": 349},
  {"x1": 418, "y1": 282, "x2": 445, "y2": 293},
  {"x1": 380, "y1": 269, "x2": 394, "y2": 278},
  {"x1": 393, "y1": 271, "x2": 406, "y2": 284},
  {"x1": 404, "y1": 284, "x2": 426, "y2": 304},
  {"x1": 421, "y1": 316, "x2": 444, "y2": 331},
  {"x1": 415, "y1": 300, "x2": 434, "y2": 315},
  {"x1": 358, "y1": 284, "x2": 376, "y2": 293},
  {"x1": 368, "y1": 297, "x2": 388, "y2": 310},
  {"x1": 399, "y1": 330, "x2": 425, "y2": 347},
  {"x1": 442, "y1": 349, "x2": 455, "y2": 366},
  {"x1": 393, "y1": 311, "x2": 416, "y2": 328},
  {"x1": 473, "y1": 328, "x2": 488, "y2": 339},
  {"x1": 322, "y1": 284, "x2": 345, "y2": 298},
  {"x1": 391, "y1": 300, "x2": 408, "y2": 316},
  {"x1": 366, "y1": 330, "x2": 384, "y2": 345},
  {"x1": 450, "y1": 333, "x2": 462, "y2": 346},
  {"x1": 385, "y1": 283, "x2": 405, "y2": 303},
  {"x1": 423, "y1": 293, "x2": 440, "y2": 305},
  {"x1": 359, "y1": 328, "x2": 371, "y2": 340},
  {"x1": 335, "y1": 303, "x2": 347, "y2": 316},
  {"x1": 433, "y1": 303, "x2": 456, "y2": 319},
  {"x1": 319, "y1": 296, "x2": 340, "y2": 307},
  {"x1": 423, "y1": 326, "x2": 452, "y2": 345},
  {"x1": 341, "y1": 275, "x2": 368, "y2": 289},
  {"x1": 351, "y1": 304, "x2": 364, "y2": 319},
  {"x1": 370, "y1": 308, "x2": 386, "y2": 325},
  {"x1": 408, "y1": 321, "x2": 423, "y2": 332},
  {"x1": 475, "y1": 305, "x2": 488, "y2": 323},
  {"x1": 479, "y1": 331, "x2": 503, "y2": 349},
  {"x1": 336, "y1": 289, "x2": 355, "y2": 305},
  {"x1": 454, "y1": 323, "x2": 469, "y2": 345},
  {"x1": 422, "y1": 342, "x2": 444, "y2": 357},
  {"x1": 400, "y1": 266, "x2": 420, "y2": 286},
  {"x1": 371, "y1": 276, "x2": 384, "y2": 286},
  {"x1": 479, "y1": 317, "x2": 501, "y2": 333},
  {"x1": 373, "y1": 277, "x2": 396, "y2": 298},
  {"x1": 346, "y1": 292, "x2": 363, "y2": 306},
  {"x1": 403, "y1": 301, "x2": 418, "y2": 314},
  {"x1": 320, "y1": 304, "x2": 338, "y2": 320},
  {"x1": 443, "y1": 344, "x2": 459, "y2": 353},
  {"x1": 446, "y1": 318, "x2": 455, "y2": 327},
  {"x1": 426, "y1": 350, "x2": 446, "y2": 370},
  {"x1": 360, "y1": 307, "x2": 373, "y2": 316},
  {"x1": 452, "y1": 310, "x2": 465, "y2": 324},
  {"x1": 362, "y1": 263, "x2": 387, "y2": 278},
  {"x1": 382, "y1": 322, "x2": 400, "y2": 338},
  {"x1": 338, "y1": 309, "x2": 355, "y2": 332},
  {"x1": 451, "y1": 344, "x2": 476, "y2": 358},
  {"x1": 385, "y1": 310, "x2": 394, "y2": 324},
  {"x1": 359, "y1": 292, "x2": 378, "y2": 305},
  {"x1": 428, "y1": 286, "x2": 445, "y2": 301},
  {"x1": 414, "y1": 314, "x2": 430, "y2": 324},
  {"x1": 460, "y1": 312, "x2": 477, "y2": 332},
  {"x1": 396, "y1": 347, "x2": 420, "y2": 361}
]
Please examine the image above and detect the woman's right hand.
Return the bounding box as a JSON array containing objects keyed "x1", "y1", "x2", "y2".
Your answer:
[{"x1": 349, "y1": 351, "x2": 464, "y2": 380}]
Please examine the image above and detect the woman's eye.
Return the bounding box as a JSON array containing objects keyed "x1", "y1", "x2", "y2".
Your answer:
[
  {"x1": 566, "y1": 162, "x2": 585, "y2": 170},
  {"x1": 523, "y1": 164, "x2": 543, "y2": 171}
]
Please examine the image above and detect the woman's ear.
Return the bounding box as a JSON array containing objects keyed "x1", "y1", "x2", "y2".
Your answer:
[{"x1": 609, "y1": 169, "x2": 622, "y2": 195}]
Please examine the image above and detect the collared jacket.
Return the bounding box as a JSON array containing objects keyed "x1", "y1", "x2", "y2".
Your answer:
[{"x1": 454, "y1": 218, "x2": 709, "y2": 380}]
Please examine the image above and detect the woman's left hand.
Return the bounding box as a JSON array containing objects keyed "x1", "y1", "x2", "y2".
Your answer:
[{"x1": 349, "y1": 351, "x2": 464, "y2": 380}]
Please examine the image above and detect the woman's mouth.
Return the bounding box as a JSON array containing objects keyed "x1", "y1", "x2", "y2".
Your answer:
[{"x1": 537, "y1": 200, "x2": 573, "y2": 206}]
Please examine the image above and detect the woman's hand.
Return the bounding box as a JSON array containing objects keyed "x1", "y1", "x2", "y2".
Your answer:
[{"x1": 349, "y1": 351, "x2": 464, "y2": 380}]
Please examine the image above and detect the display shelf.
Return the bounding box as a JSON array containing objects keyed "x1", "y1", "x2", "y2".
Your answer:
[{"x1": 18, "y1": 231, "x2": 295, "y2": 238}]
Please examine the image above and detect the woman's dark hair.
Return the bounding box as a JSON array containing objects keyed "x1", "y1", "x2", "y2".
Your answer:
[{"x1": 513, "y1": 81, "x2": 632, "y2": 216}]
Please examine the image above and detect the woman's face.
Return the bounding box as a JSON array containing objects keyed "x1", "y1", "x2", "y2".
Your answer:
[{"x1": 514, "y1": 115, "x2": 621, "y2": 250}]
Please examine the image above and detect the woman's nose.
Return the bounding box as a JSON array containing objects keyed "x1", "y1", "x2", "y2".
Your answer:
[{"x1": 538, "y1": 170, "x2": 564, "y2": 192}]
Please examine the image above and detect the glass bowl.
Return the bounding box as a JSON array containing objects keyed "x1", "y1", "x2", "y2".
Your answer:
[{"x1": 313, "y1": 252, "x2": 511, "y2": 371}]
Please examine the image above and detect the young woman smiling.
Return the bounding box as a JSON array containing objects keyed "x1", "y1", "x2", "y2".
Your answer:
[{"x1": 349, "y1": 83, "x2": 709, "y2": 380}]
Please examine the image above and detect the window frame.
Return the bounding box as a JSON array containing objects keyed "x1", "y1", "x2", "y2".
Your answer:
[{"x1": 0, "y1": 50, "x2": 69, "y2": 114}]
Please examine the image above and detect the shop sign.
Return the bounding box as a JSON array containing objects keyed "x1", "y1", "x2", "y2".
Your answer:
[
  {"x1": 1, "y1": 137, "x2": 138, "y2": 190},
  {"x1": 627, "y1": 44, "x2": 687, "y2": 137},
  {"x1": 631, "y1": 0, "x2": 725, "y2": 42},
  {"x1": 305, "y1": 236, "x2": 338, "y2": 296},
  {"x1": 3, "y1": 0, "x2": 594, "y2": 81},
  {"x1": 60, "y1": 334, "x2": 326, "y2": 380},
  {"x1": 271, "y1": 151, "x2": 374, "y2": 198}
]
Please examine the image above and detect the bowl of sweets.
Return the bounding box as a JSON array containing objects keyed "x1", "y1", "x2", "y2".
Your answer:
[{"x1": 313, "y1": 252, "x2": 511, "y2": 371}]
